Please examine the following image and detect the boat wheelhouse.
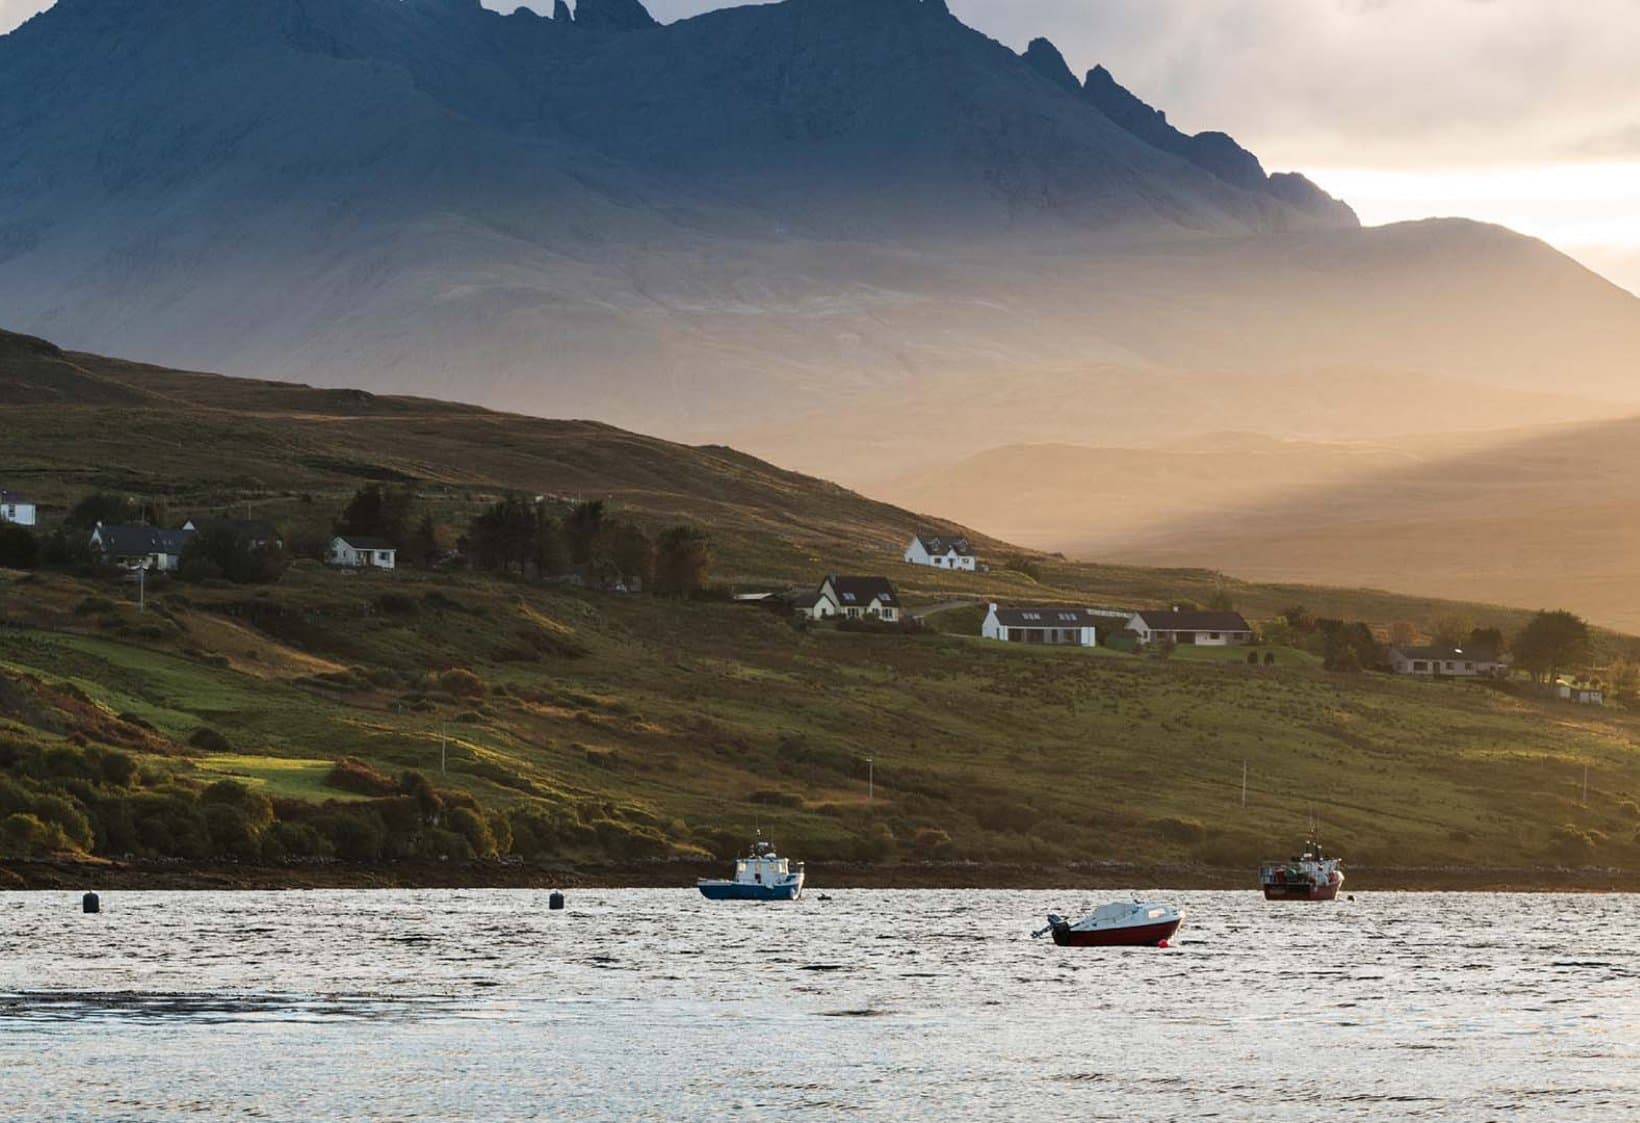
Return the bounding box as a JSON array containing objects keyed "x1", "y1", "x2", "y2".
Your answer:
[
  {"x1": 1260, "y1": 841, "x2": 1345, "y2": 901},
  {"x1": 697, "y1": 839, "x2": 805, "y2": 901}
]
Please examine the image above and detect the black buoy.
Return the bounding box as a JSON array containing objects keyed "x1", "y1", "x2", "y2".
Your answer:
[
  {"x1": 82, "y1": 892, "x2": 100, "y2": 915},
  {"x1": 548, "y1": 890, "x2": 565, "y2": 911}
]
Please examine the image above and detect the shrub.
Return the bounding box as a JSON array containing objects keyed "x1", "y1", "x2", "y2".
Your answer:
[
  {"x1": 438, "y1": 669, "x2": 487, "y2": 698},
  {"x1": 326, "y1": 757, "x2": 399, "y2": 797},
  {"x1": 448, "y1": 806, "x2": 497, "y2": 857},
  {"x1": 188, "y1": 727, "x2": 234, "y2": 753},
  {"x1": 0, "y1": 812, "x2": 53, "y2": 857},
  {"x1": 0, "y1": 525, "x2": 39, "y2": 569}
]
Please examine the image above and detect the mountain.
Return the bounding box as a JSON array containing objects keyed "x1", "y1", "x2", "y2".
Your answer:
[
  {"x1": 5, "y1": 0, "x2": 1640, "y2": 482},
  {"x1": 891, "y1": 421, "x2": 1640, "y2": 633}
]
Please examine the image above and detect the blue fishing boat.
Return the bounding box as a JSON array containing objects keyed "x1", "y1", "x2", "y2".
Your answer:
[{"x1": 697, "y1": 838, "x2": 805, "y2": 901}]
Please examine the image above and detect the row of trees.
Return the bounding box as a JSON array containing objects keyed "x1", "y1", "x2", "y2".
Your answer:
[
  {"x1": 2, "y1": 484, "x2": 714, "y2": 596},
  {"x1": 463, "y1": 496, "x2": 712, "y2": 595}
]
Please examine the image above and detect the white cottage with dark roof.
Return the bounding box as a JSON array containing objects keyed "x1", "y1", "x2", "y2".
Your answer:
[
  {"x1": 982, "y1": 604, "x2": 1101, "y2": 647},
  {"x1": 0, "y1": 489, "x2": 38, "y2": 527},
  {"x1": 802, "y1": 575, "x2": 900, "y2": 622},
  {"x1": 1128, "y1": 609, "x2": 1253, "y2": 647},
  {"x1": 904, "y1": 533, "x2": 977, "y2": 571}
]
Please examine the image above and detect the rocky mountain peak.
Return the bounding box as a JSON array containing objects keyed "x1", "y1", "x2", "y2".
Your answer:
[
  {"x1": 1021, "y1": 38, "x2": 1079, "y2": 95},
  {"x1": 572, "y1": 0, "x2": 658, "y2": 32}
]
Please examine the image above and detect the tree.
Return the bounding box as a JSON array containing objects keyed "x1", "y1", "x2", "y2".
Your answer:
[
  {"x1": 1281, "y1": 605, "x2": 1313, "y2": 631},
  {"x1": 66, "y1": 492, "x2": 138, "y2": 530},
  {"x1": 654, "y1": 525, "x2": 711, "y2": 596},
  {"x1": 1610, "y1": 661, "x2": 1640, "y2": 706},
  {"x1": 1468, "y1": 626, "x2": 1505, "y2": 655},
  {"x1": 336, "y1": 485, "x2": 414, "y2": 547},
  {"x1": 0, "y1": 524, "x2": 39, "y2": 569},
  {"x1": 1206, "y1": 587, "x2": 1236, "y2": 612},
  {"x1": 406, "y1": 513, "x2": 441, "y2": 568},
  {"x1": 1388, "y1": 620, "x2": 1418, "y2": 645},
  {"x1": 533, "y1": 513, "x2": 568, "y2": 577},
  {"x1": 1430, "y1": 613, "x2": 1474, "y2": 648},
  {"x1": 1323, "y1": 622, "x2": 1383, "y2": 673},
  {"x1": 179, "y1": 525, "x2": 286, "y2": 584},
  {"x1": 565, "y1": 500, "x2": 605, "y2": 566},
  {"x1": 606, "y1": 521, "x2": 655, "y2": 587},
  {"x1": 467, "y1": 496, "x2": 538, "y2": 574},
  {"x1": 1513, "y1": 610, "x2": 1591, "y2": 684}
]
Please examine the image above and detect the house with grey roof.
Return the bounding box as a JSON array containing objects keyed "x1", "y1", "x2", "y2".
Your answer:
[
  {"x1": 327, "y1": 535, "x2": 397, "y2": 570},
  {"x1": 0, "y1": 489, "x2": 38, "y2": 528},
  {"x1": 982, "y1": 604, "x2": 1103, "y2": 647},
  {"x1": 904, "y1": 533, "x2": 977, "y2": 571},
  {"x1": 90, "y1": 523, "x2": 195, "y2": 571},
  {"x1": 1388, "y1": 644, "x2": 1504, "y2": 679},
  {"x1": 1129, "y1": 609, "x2": 1253, "y2": 647}
]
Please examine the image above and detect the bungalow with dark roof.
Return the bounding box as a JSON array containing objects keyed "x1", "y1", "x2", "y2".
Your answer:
[
  {"x1": 327, "y1": 535, "x2": 398, "y2": 570},
  {"x1": 982, "y1": 604, "x2": 1101, "y2": 647},
  {"x1": 90, "y1": 523, "x2": 195, "y2": 571},
  {"x1": 0, "y1": 489, "x2": 37, "y2": 527},
  {"x1": 904, "y1": 533, "x2": 977, "y2": 571},
  {"x1": 1129, "y1": 609, "x2": 1253, "y2": 647},
  {"x1": 1388, "y1": 645, "x2": 1504, "y2": 679},
  {"x1": 800, "y1": 575, "x2": 900, "y2": 622}
]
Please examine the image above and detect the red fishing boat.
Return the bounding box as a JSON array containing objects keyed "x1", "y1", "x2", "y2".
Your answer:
[{"x1": 1259, "y1": 841, "x2": 1344, "y2": 901}]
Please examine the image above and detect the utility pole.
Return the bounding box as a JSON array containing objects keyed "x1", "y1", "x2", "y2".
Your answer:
[
  {"x1": 137, "y1": 567, "x2": 145, "y2": 614},
  {"x1": 867, "y1": 756, "x2": 874, "y2": 803},
  {"x1": 441, "y1": 723, "x2": 448, "y2": 776},
  {"x1": 1241, "y1": 760, "x2": 1248, "y2": 809},
  {"x1": 1582, "y1": 763, "x2": 1589, "y2": 806}
]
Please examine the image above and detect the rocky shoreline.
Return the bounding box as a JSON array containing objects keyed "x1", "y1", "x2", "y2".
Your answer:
[{"x1": 4, "y1": 858, "x2": 1637, "y2": 894}]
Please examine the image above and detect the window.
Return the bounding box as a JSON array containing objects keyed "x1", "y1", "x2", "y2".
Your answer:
[
  {"x1": 1413, "y1": 661, "x2": 1427, "y2": 672},
  {"x1": 1209, "y1": 633, "x2": 1221, "y2": 640}
]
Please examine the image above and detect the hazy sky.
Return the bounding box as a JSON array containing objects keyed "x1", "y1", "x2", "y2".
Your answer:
[{"x1": 4, "y1": 0, "x2": 1637, "y2": 291}]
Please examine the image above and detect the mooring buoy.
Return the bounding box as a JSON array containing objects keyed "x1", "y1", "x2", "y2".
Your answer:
[
  {"x1": 549, "y1": 890, "x2": 565, "y2": 911},
  {"x1": 82, "y1": 892, "x2": 101, "y2": 915}
]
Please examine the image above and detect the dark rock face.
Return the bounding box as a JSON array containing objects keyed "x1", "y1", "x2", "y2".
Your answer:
[
  {"x1": 1079, "y1": 64, "x2": 1354, "y2": 223},
  {"x1": 1021, "y1": 38, "x2": 1079, "y2": 94},
  {"x1": 572, "y1": 0, "x2": 658, "y2": 31}
]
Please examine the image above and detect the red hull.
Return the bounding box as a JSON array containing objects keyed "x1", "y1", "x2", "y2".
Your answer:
[
  {"x1": 1262, "y1": 881, "x2": 1341, "y2": 901},
  {"x1": 1051, "y1": 919, "x2": 1181, "y2": 947}
]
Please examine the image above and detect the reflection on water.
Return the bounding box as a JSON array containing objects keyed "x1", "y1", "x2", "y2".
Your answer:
[{"x1": 1, "y1": 889, "x2": 1637, "y2": 1120}]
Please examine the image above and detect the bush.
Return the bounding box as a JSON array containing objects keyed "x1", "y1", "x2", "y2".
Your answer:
[
  {"x1": 327, "y1": 757, "x2": 399, "y2": 797},
  {"x1": 0, "y1": 525, "x2": 39, "y2": 569},
  {"x1": 188, "y1": 727, "x2": 234, "y2": 753},
  {"x1": 448, "y1": 806, "x2": 497, "y2": 857},
  {"x1": 438, "y1": 669, "x2": 487, "y2": 698},
  {"x1": 0, "y1": 812, "x2": 53, "y2": 857}
]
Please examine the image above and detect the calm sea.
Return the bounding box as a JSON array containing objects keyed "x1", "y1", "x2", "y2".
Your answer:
[{"x1": 1, "y1": 889, "x2": 1635, "y2": 1121}]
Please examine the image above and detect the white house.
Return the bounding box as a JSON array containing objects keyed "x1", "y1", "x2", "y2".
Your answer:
[
  {"x1": 982, "y1": 604, "x2": 1100, "y2": 647},
  {"x1": 1129, "y1": 609, "x2": 1253, "y2": 647},
  {"x1": 1388, "y1": 645, "x2": 1504, "y2": 679},
  {"x1": 327, "y1": 535, "x2": 398, "y2": 570},
  {"x1": 1557, "y1": 682, "x2": 1604, "y2": 706},
  {"x1": 90, "y1": 523, "x2": 195, "y2": 571},
  {"x1": 799, "y1": 575, "x2": 900, "y2": 622},
  {"x1": 904, "y1": 534, "x2": 977, "y2": 571},
  {"x1": 0, "y1": 490, "x2": 38, "y2": 527}
]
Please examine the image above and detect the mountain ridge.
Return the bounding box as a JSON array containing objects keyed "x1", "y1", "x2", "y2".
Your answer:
[{"x1": 2, "y1": 0, "x2": 1639, "y2": 476}]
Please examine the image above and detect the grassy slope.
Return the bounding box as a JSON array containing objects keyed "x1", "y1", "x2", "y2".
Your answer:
[
  {"x1": 3, "y1": 329, "x2": 1639, "y2": 873},
  {"x1": 3, "y1": 565, "x2": 1637, "y2": 872},
  {"x1": 0, "y1": 329, "x2": 1599, "y2": 639}
]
